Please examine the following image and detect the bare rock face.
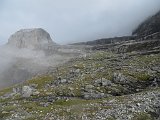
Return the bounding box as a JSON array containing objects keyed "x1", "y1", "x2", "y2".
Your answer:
[
  {"x1": 133, "y1": 11, "x2": 160, "y2": 37},
  {"x1": 7, "y1": 28, "x2": 56, "y2": 49}
]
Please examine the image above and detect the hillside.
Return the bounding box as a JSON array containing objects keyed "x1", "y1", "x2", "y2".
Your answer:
[
  {"x1": 74, "y1": 11, "x2": 160, "y2": 47},
  {"x1": 0, "y1": 48, "x2": 160, "y2": 120},
  {"x1": 72, "y1": 36, "x2": 136, "y2": 46},
  {"x1": 133, "y1": 11, "x2": 160, "y2": 37},
  {"x1": 0, "y1": 11, "x2": 160, "y2": 120}
]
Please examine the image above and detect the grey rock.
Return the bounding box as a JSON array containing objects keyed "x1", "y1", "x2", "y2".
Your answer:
[
  {"x1": 22, "y1": 86, "x2": 33, "y2": 98},
  {"x1": 60, "y1": 79, "x2": 67, "y2": 84},
  {"x1": 7, "y1": 28, "x2": 56, "y2": 49},
  {"x1": 94, "y1": 78, "x2": 113, "y2": 86},
  {"x1": 29, "y1": 84, "x2": 38, "y2": 89},
  {"x1": 75, "y1": 69, "x2": 80, "y2": 73},
  {"x1": 13, "y1": 87, "x2": 22, "y2": 94},
  {"x1": 83, "y1": 92, "x2": 105, "y2": 99},
  {"x1": 85, "y1": 85, "x2": 94, "y2": 89},
  {"x1": 113, "y1": 73, "x2": 130, "y2": 84},
  {"x1": 40, "y1": 102, "x2": 50, "y2": 107},
  {"x1": 47, "y1": 96, "x2": 56, "y2": 102},
  {"x1": 32, "y1": 91, "x2": 40, "y2": 96},
  {"x1": 151, "y1": 78, "x2": 159, "y2": 87}
]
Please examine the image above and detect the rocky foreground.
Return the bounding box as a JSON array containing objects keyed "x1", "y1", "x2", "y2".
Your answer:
[{"x1": 0, "y1": 45, "x2": 160, "y2": 120}]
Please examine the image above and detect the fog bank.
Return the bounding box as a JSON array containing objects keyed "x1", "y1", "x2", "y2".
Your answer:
[
  {"x1": 0, "y1": 0, "x2": 160, "y2": 44},
  {"x1": 0, "y1": 44, "x2": 84, "y2": 89}
]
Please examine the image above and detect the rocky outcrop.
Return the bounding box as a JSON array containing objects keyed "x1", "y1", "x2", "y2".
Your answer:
[
  {"x1": 91, "y1": 39, "x2": 160, "y2": 53},
  {"x1": 112, "y1": 40, "x2": 160, "y2": 53},
  {"x1": 73, "y1": 36, "x2": 135, "y2": 46},
  {"x1": 21, "y1": 86, "x2": 33, "y2": 98},
  {"x1": 74, "y1": 11, "x2": 160, "y2": 52},
  {"x1": 7, "y1": 28, "x2": 56, "y2": 50},
  {"x1": 133, "y1": 11, "x2": 160, "y2": 38}
]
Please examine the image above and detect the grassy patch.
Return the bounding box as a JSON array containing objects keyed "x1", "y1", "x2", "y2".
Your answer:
[
  {"x1": 53, "y1": 99, "x2": 89, "y2": 106},
  {"x1": 0, "y1": 111, "x2": 11, "y2": 119},
  {"x1": 0, "y1": 87, "x2": 12, "y2": 96},
  {"x1": 25, "y1": 75, "x2": 53, "y2": 89},
  {"x1": 130, "y1": 72, "x2": 150, "y2": 81},
  {"x1": 132, "y1": 112, "x2": 153, "y2": 120}
]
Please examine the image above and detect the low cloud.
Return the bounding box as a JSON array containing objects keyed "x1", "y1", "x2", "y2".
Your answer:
[
  {"x1": 0, "y1": 0, "x2": 160, "y2": 44},
  {"x1": 0, "y1": 43, "x2": 84, "y2": 89}
]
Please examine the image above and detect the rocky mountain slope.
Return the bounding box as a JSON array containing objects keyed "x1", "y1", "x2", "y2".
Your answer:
[
  {"x1": 72, "y1": 36, "x2": 136, "y2": 46},
  {"x1": 0, "y1": 47, "x2": 160, "y2": 120},
  {"x1": 74, "y1": 11, "x2": 160, "y2": 46},
  {"x1": 0, "y1": 11, "x2": 160, "y2": 120},
  {"x1": 133, "y1": 11, "x2": 160, "y2": 38}
]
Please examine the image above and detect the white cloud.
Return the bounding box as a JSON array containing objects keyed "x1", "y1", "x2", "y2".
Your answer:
[{"x1": 0, "y1": 0, "x2": 160, "y2": 44}]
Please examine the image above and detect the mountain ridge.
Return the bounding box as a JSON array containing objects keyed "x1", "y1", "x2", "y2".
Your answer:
[{"x1": 133, "y1": 11, "x2": 160, "y2": 37}]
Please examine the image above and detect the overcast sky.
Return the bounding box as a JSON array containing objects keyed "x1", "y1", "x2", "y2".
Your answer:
[{"x1": 0, "y1": 0, "x2": 160, "y2": 45}]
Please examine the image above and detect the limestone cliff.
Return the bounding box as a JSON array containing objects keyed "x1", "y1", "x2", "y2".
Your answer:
[{"x1": 7, "y1": 28, "x2": 56, "y2": 49}]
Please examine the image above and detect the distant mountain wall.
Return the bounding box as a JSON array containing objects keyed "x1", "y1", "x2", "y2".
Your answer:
[
  {"x1": 73, "y1": 11, "x2": 160, "y2": 46},
  {"x1": 72, "y1": 36, "x2": 136, "y2": 46},
  {"x1": 133, "y1": 11, "x2": 160, "y2": 38}
]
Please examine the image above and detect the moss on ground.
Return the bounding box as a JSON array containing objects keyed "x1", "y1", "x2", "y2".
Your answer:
[
  {"x1": 25, "y1": 75, "x2": 53, "y2": 89},
  {"x1": 132, "y1": 112, "x2": 153, "y2": 120}
]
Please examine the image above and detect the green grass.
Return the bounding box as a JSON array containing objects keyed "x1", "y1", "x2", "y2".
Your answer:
[
  {"x1": 132, "y1": 112, "x2": 153, "y2": 120},
  {"x1": 25, "y1": 75, "x2": 53, "y2": 89},
  {"x1": 0, "y1": 105, "x2": 17, "y2": 119},
  {"x1": 0, "y1": 111, "x2": 11, "y2": 119},
  {"x1": 0, "y1": 87, "x2": 13, "y2": 96},
  {"x1": 53, "y1": 99, "x2": 90, "y2": 106}
]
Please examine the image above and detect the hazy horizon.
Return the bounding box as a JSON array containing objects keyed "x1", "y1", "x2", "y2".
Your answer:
[{"x1": 0, "y1": 0, "x2": 160, "y2": 45}]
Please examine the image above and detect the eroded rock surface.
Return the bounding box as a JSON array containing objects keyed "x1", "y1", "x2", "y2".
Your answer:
[{"x1": 7, "y1": 28, "x2": 56, "y2": 50}]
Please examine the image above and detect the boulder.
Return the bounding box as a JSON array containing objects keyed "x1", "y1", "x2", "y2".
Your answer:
[
  {"x1": 22, "y1": 86, "x2": 33, "y2": 98},
  {"x1": 85, "y1": 85, "x2": 94, "y2": 89},
  {"x1": 32, "y1": 91, "x2": 40, "y2": 96},
  {"x1": 83, "y1": 92, "x2": 105, "y2": 100},
  {"x1": 13, "y1": 87, "x2": 22, "y2": 94},
  {"x1": 60, "y1": 79, "x2": 67, "y2": 84},
  {"x1": 113, "y1": 73, "x2": 128, "y2": 84},
  {"x1": 94, "y1": 78, "x2": 113, "y2": 86}
]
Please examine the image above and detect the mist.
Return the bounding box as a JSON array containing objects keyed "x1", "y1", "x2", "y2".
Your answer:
[
  {"x1": 0, "y1": 0, "x2": 160, "y2": 45},
  {"x1": 0, "y1": 42, "x2": 85, "y2": 89},
  {"x1": 0, "y1": 46, "x2": 45, "y2": 89}
]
